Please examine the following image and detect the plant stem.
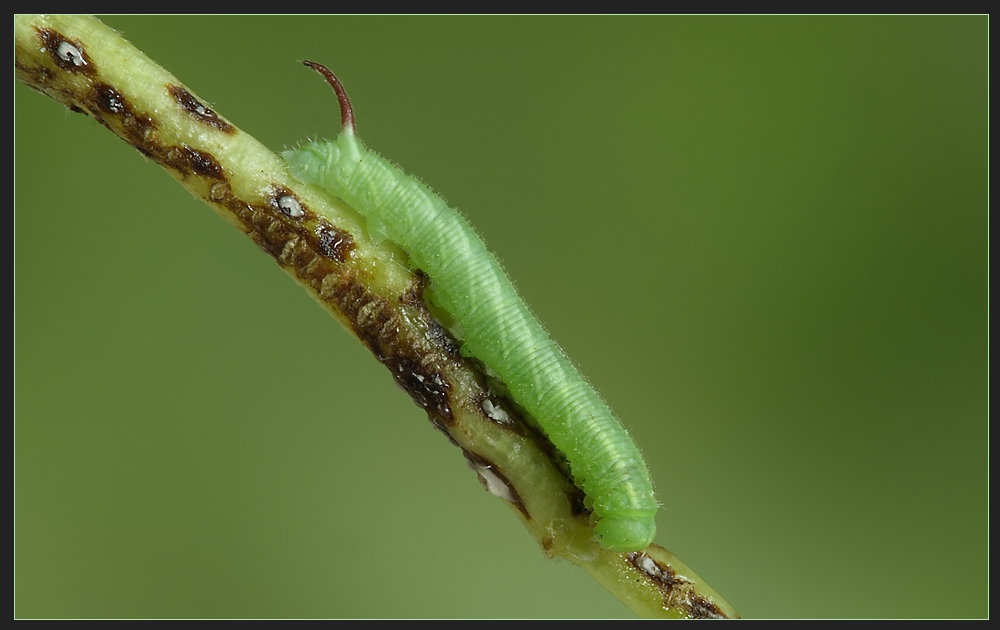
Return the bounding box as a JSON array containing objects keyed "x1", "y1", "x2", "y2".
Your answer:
[{"x1": 14, "y1": 14, "x2": 738, "y2": 619}]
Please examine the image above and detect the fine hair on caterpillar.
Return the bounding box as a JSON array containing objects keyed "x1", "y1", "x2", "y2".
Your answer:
[{"x1": 282, "y1": 60, "x2": 658, "y2": 552}]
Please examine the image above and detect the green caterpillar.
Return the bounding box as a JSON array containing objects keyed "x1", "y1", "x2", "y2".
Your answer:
[{"x1": 282, "y1": 61, "x2": 658, "y2": 551}]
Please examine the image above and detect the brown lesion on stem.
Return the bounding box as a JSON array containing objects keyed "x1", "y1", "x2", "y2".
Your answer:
[
  {"x1": 167, "y1": 84, "x2": 235, "y2": 133},
  {"x1": 37, "y1": 27, "x2": 95, "y2": 76},
  {"x1": 626, "y1": 549, "x2": 729, "y2": 619}
]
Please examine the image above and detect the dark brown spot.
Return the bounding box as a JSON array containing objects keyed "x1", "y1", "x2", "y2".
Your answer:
[
  {"x1": 685, "y1": 594, "x2": 727, "y2": 620},
  {"x1": 91, "y1": 83, "x2": 126, "y2": 115},
  {"x1": 383, "y1": 355, "x2": 452, "y2": 421},
  {"x1": 166, "y1": 85, "x2": 234, "y2": 133},
  {"x1": 166, "y1": 145, "x2": 225, "y2": 180},
  {"x1": 84, "y1": 83, "x2": 158, "y2": 152},
  {"x1": 185, "y1": 146, "x2": 225, "y2": 179},
  {"x1": 233, "y1": 200, "x2": 314, "y2": 269},
  {"x1": 463, "y1": 450, "x2": 528, "y2": 519},
  {"x1": 627, "y1": 552, "x2": 690, "y2": 594},
  {"x1": 315, "y1": 222, "x2": 352, "y2": 262},
  {"x1": 36, "y1": 28, "x2": 95, "y2": 76},
  {"x1": 625, "y1": 551, "x2": 731, "y2": 619},
  {"x1": 242, "y1": 187, "x2": 354, "y2": 266}
]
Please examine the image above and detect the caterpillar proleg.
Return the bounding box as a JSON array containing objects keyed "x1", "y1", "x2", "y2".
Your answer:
[{"x1": 282, "y1": 61, "x2": 658, "y2": 551}]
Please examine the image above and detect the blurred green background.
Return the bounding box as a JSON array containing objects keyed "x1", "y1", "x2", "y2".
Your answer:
[{"x1": 15, "y1": 16, "x2": 987, "y2": 618}]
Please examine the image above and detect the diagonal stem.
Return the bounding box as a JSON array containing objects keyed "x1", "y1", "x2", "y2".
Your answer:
[{"x1": 14, "y1": 14, "x2": 738, "y2": 619}]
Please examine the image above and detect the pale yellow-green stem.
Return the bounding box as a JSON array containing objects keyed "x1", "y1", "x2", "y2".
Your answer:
[{"x1": 14, "y1": 14, "x2": 738, "y2": 619}]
